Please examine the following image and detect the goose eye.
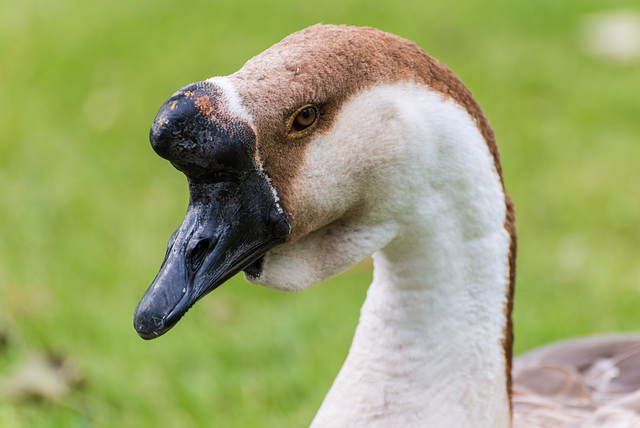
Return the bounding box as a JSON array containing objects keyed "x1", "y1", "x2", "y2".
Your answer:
[{"x1": 289, "y1": 105, "x2": 318, "y2": 136}]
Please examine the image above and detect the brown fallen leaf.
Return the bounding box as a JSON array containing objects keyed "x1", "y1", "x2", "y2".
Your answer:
[{"x1": 1, "y1": 352, "x2": 84, "y2": 402}]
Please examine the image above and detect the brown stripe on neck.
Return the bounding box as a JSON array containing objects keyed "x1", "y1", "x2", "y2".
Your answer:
[{"x1": 504, "y1": 197, "x2": 517, "y2": 416}]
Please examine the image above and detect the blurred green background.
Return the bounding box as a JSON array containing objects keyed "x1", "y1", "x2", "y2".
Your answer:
[{"x1": 1, "y1": 0, "x2": 639, "y2": 426}]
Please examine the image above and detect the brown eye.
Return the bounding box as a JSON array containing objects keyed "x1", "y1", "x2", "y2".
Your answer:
[{"x1": 289, "y1": 105, "x2": 318, "y2": 136}]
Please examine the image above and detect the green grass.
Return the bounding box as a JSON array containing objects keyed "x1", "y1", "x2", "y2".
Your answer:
[{"x1": 1, "y1": 0, "x2": 640, "y2": 426}]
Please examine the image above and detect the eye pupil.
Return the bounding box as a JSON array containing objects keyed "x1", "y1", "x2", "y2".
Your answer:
[{"x1": 290, "y1": 105, "x2": 318, "y2": 134}]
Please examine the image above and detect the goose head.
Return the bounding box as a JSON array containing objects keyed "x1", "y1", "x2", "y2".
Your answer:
[{"x1": 134, "y1": 24, "x2": 513, "y2": 362}]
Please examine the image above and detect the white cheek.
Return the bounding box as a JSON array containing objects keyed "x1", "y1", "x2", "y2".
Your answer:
[{"x1": 289, "y1": 88, "x2": 407, "y2": 232}]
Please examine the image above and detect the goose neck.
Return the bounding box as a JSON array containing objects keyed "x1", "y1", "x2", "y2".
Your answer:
[{"x1": 312, "y1": 222, "x2": 513, "y2": 427}]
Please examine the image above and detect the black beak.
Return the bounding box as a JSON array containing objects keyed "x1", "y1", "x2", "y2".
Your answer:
[{"x1": 133, "y1": 82, "x2": 289, "y2": 339}]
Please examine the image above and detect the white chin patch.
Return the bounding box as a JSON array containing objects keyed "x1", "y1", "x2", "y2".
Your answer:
[
  {"x1": 243, "y1": 220, "x2": 398, "y2": 293},
  {"x1": 242, "y1": 244, "x2": 325, "y2": 293}
]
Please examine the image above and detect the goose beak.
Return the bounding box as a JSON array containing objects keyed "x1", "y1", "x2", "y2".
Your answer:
[
  {"x1": 133, "y1": 81, "x2": 290, "y2": 340},
  {"x1": 133, "y1": 179, "x2": 288, "y2": 340}
]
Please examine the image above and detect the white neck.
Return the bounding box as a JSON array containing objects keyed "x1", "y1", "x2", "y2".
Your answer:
[
  {"x1": 312, "y1": 231, "x2": 512, "y2": 427},
  {"x1": 310, "y1": 87, "x2": 513, "y2": 428}
]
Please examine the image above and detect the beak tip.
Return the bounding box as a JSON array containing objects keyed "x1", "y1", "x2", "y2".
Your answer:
[
  {"x1": 133, "y1": 317, "x2": 169, "y2": 340},
  {"x1": 133, "y1": 303, "x2": 166, "y2": 340},
  {"x1": 134, "y1": 317, "x2": 159, "y2": 341},
  {"x1": 133, "y1": 296, "x2": 186, "y2": 340}
]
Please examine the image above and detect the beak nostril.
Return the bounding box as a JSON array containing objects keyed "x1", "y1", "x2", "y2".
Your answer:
[
  {"x1": 189, "y1": 239, "x2": 210, "y2": 271},
  {"x1": 163, "y1": 229, "x2": 180, "y2": 262}
]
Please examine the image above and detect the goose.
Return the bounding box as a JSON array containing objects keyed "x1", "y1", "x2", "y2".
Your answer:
[{"x1": 133, "y1": 24, "x2": 640, "y2": 427}]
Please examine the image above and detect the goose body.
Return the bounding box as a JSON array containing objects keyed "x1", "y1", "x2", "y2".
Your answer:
[{"x1": 134, "y1": 25, "x2": 640, "y2": 427}]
